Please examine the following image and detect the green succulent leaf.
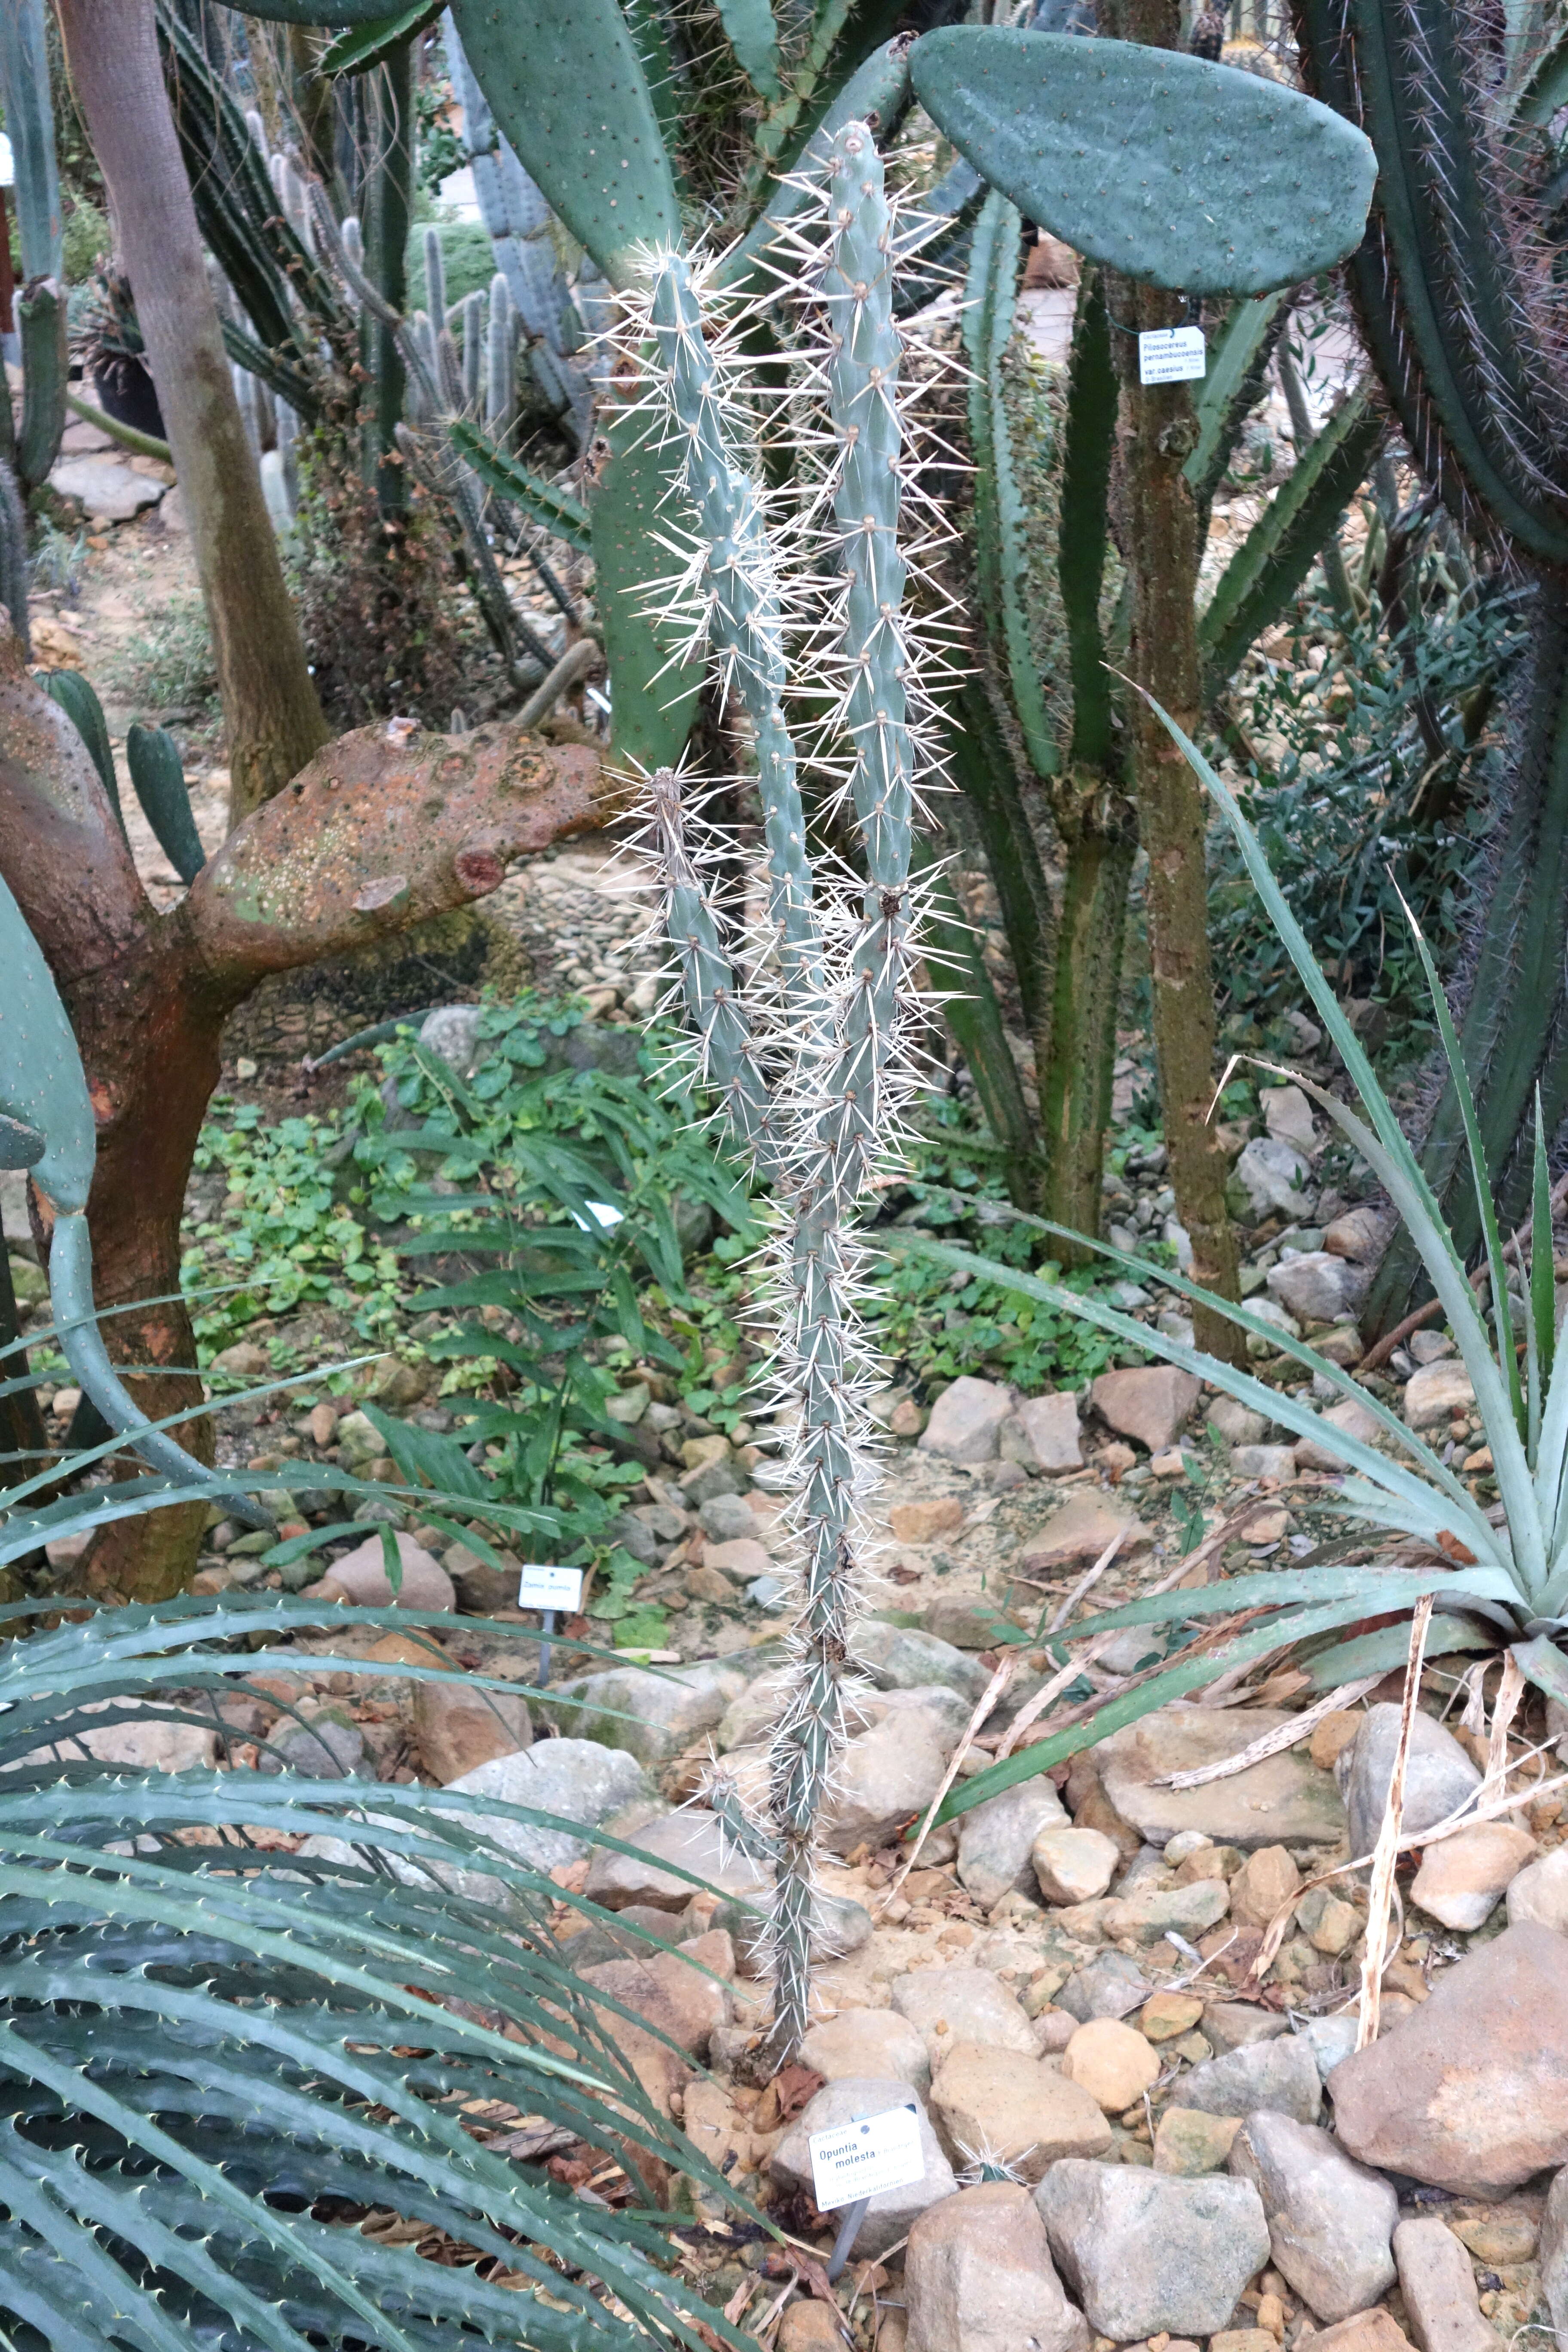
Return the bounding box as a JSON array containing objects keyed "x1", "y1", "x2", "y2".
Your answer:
[
  {"x1": 909, "y1": 28, "x2": 1377, "y2": 296},
  {"x1": 317, "y1": 0, "x2": 442, "y2": 74},
  {"x1": 716, "y1": 0, "x2": 783, "y2": 99}
]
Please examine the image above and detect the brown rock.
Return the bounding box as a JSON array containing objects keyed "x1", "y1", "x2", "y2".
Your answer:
[
  {"x1": 1329, "y1": 1923, "x2": 1568, "y2": 2193},
  {"x1": 1021, "y1": 1493, "x2": 1153, "y2": 1572},
  {"x1": 308, "y1": 1402, "x2": 338, "y2": 1447},
  {"x1": 413, "y1": 1675, "x2": 532, "y2": 1783},
  {"x1": 684, "y1": 1562, "x2": 739, "y2": 1604},
  {"x1": 1034, "y1": 1824, "x2": 1121, "y2": 1906},
  {"x1": 1230, "y1": 1846, "x2": 1303, "y2": 1930},
  {"x1": 1393, "y1": 2217, "x2": 1501, "y2": 2352},
  {"x1": 929, "y1": 2040, "x2": 1112, "y2": 2179},
  {"x1": 905, "y1": 2183, "x2": 1090, "y2": 2352},
  {"x1": 1294, "y1": 1394, "x2": 1385, "y2": 1473},
  {"x1": 315, "y1": 1532, "x2": 455, "y2": 1612},
  {"x1": 1072, "y1": 1773, "x2": 1144, "y2": 1858},
  {"x1": 1310, "y1": 1710, "x2": 1364, "y2": 1770},
  {"x1": 1140, "y1": 1991, "x2": 1205, "y2": 2042},
  {"x1": 890, "y1": 1497, "x2": 966, "y2": 1545},
  {"x1": 702, "y1": 1537, "x2": 772, "y2": 1580},
  {"x1": 1001, "y1": 1392, "x2": 1083, "y2": 1474},
  {"x1": 1411, "y1": 1822, "x2": 1535, "y2": 1932},
  {"x1": 1097, "y1": 1705, "x2": 1345, "y2": 1850},
  {"x1": 1090, "y1": 1366, "x2": 1202, "y2": 1454},
  {"x1": 578, "y1": 1928, "x2": 734, "y2": 2061},
  {"x1": 919, "y1": 1377, "x2": 1014, "y2": 1465},
  {"x1": 1309, "y1": 2315, "x2": 1411, "y2": 2352},
  {"x1": 1210, "y1": 2332, "x2": 1278, "y2": 2352},
  {"x1": 1060, "y1": 2018, "x2": 1161, "y2": 2113},
  {"x1": 1154, "y1": 2107, "x2": 1243, "y2": 2175},
  {"x1": 778, "y1": 2305, "x2": 843, "y2": 2352}
]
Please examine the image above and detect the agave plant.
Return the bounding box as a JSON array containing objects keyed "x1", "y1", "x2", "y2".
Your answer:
[{"x1": 904, "y1": 700, "x2": 1568, "y2": 1838}]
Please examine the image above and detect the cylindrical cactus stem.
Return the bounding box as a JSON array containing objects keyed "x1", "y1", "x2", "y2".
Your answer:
[
  {"x1": 423, "y1": 225, "x2": 447, "y2": 341},
  {"x1": 649, "y1": 254, "x2": 824, "y2": 1017},
  {"x1": 0, "y1": 454, "x2": 30, "y2": 659},
  {"x1": 486, "y1": 273, "x2": 515, "y2": 431},
  {"x1": 461, "y1": 289, "x2": 484, "y2": 411}
]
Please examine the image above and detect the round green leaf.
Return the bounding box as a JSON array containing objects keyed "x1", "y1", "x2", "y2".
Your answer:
[{"x1": 910, "y1": 28, "x2": 1377, "y2": 297}]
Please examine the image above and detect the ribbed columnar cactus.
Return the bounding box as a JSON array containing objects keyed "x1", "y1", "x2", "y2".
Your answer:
[{"x1": 637, "y1": 123, "x2": 935, "y2": 2056}]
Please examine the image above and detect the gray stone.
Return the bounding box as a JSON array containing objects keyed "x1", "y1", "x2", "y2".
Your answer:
[
  {"x1": 859, "y1": 1685, "x2": 975, "y2": 1749},
  {"x1": 699, "y1": 1494, "x2": 759, "y2": 1542},
  {"x1": 582, "y1": 1807, "x2": 770, "y2": 1913},
  {"x1": 1201, "y1": 2003, "x2": 1290, "y2": 2057},
  {"x1": 1540, "y1": 2164, "x2": 1568, "y2": 2340},
  {"x1": 1394, "y1": 2216, "x2": 1503, "y2": 2352},
  {"x1": 1179, "y1": 2033, "x2": 1323, "y2": 2125},
  {"x1": 316, "y1": 1532, "x2": 455, "y2": 1611},
  {"x1": 919, "y1": 1377, "x2": 1015, "y2": 1465},
  {"x1": 799, "y1": 2009, "x2": 932, "y2": 2095},
  {"x1": 1230, "y1": 1444, "x2": 1299, "y2": 1480},
  {"x1": 1099, "y1": 1876, "x2": 1230, "y2": 1947},
  {"x1": 606, "y1": 1511, "x2": 660, "y2": 1567},
  {"x1": 1294, "y1": 1394, "x2": 1384, "y2": 1474},
  {"x1": 1267, "y1": 1252, "x2": 1370, "y2": 1325},
  {"x1": 1208, "y1": 1398, "x2": 1273, "y2": 1447},
  {"x1": 891, "y1": 1966, "x2": 1038, "y2": 2067},
  {"x1": 1262, "y1": 1084, "x2": 1317, "y2": 1152},
  {"x1": 1000, "y1": 1391, "x2": 1083, "y2": 1474},
  {"x1": 418, "y1": 1004, "x2": 484, "y2": 1072},
  {"x1": 856, "y1": 1618, "x2": 991, "y2": 1704},
  {"x1": 1325, "y1": 1206, "x2": 1393, "y2": 1264},
  {"x1": 1298, "y1": 2015, "x2": 1359, "y2": 2080},
  {"x1": 1057, "y1": 1952, "x2": 1151, "y2": 2024},
  {"x1": 1230, "y1": 2112, "x2": 1397, "y2": 2321},
  {"x1": 957, "y1": 1777, "x2": 1070, "y2": 1911},
  {"x1": 681, "y1": 1455, "x2": 745, "y2": 1505},
  {"x1": 1034, "y1": 2161, "x2": 1271, "y2": 2341},
  {"x1": 49, "y1": 456, "x2": 164, "y2": 520},
  {"x1": 906, "y1": 2183, "x2": 1091, "y2": 2352},
  {"x1": 1403, "y1": 1362, "x2": 1477, "y2": 1430},
  {"x1": 822, "y1": 1709, "x2": 949, "y2": 1853},
  {"x1": 1098, "y1": 1705, "x2": 1346, "y2": 1850},
  {"x1": 1231, "y1": 1136, "x2": 1314, "y2": 1222},
  {"x1": 1337, "y1": 1703, "x2": 1481, "y2": 1859},
  {"x1": 770, "y1": 2078, "x2": 956, "y2": 2258},
  {"x1": 1505, "y1": 1839, "x2": 1568, "y2": 1932},
  {"x1": 260, "y1": 1714, "x2": 364, "y2": 1779},
  {"x1": 551, "y1": 1659, "x2": 747, "y2": 1766}
]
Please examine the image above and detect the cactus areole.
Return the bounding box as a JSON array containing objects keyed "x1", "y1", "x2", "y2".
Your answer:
[{"x1": 910, "y1": 27, "x2": 1377, "y2": 297}]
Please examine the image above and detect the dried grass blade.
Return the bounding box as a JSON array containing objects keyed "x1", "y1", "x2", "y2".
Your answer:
[
  {"x1": 889, "y1": 1656, "x2": 1013, "y2": 1893},
  {"x1": 1357, "y1": 1594, "x2": 1433, "y2": 2051},
  {"x1": 1152, "y1": 1675, "x2": 1382, "y2": 1789}
]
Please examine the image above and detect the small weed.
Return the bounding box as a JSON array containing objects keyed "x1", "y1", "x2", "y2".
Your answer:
[
  {"x1": 28, "y1": 518, "x2": 87, "y2": 596},
  {"x1": 103, "y1": 592, "x2": 220, "y2": 721}
]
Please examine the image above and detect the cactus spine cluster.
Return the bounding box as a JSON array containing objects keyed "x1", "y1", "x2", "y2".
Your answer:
[{"x1": 637, "y1": 124, "x2": 943, "y2": 2056}]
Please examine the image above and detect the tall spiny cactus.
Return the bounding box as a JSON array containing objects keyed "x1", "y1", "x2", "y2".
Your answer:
[
  {"x1": 0, "y1": 0, "x2": 67, "y2": 494},
  {"x1": 635, "y1": 123, "x2": 942, "y2": 2057}
]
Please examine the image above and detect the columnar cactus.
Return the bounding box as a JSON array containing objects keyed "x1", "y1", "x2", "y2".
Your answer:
[{"x1": 637, "y1": 123, "x2": 940, "y2": 2055}]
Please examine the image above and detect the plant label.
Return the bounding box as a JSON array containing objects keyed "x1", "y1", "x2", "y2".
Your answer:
[
  {"x1": 808, "y1": 2104, "x2": 924, "y2": 2211},
  {"x1": 516, "y1": 1564, "x2": 585, "y2": 1611},
  {"x1": 1138, "y1": 326, "x2": 1206, "y2": 385}
]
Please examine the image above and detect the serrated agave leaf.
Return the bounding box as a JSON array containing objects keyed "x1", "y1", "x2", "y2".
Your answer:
[
  {"x1": 1298, "y1": 1611, "x2": 1499, "y2": 1687},
  {"x1": 0, "y1": 2150, "x2": 196, "y2": 2352},
  {"x1": 1532, "y1": 1088, "x2": 1556, "y2": 1453},
  {"x1": 933, "y1": 1594, "x2": 1424, "y2": 1825},
  {"x1": 1067, "y1": 1564, "x2": 1516, "y2": 1638},
  {"x1": 910, "y1": 28, "x2": 1377, "y2": 295}
]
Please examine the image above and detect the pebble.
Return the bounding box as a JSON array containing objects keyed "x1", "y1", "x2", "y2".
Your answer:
[
  {"x1": 1101, "y1": 1876, "x2": 1231, "y2": 1947},
  {"x1": 906, "y1": 2183, "x2": 1089, "y2": 2352},
  {"x1": 1506, "y1": 1839, "x2": 1568, "y2": 1932},
  {"x1": 1154, "y1": 2107, "x2": 1243, "y2": 2175},
  {"x1": 1403, "y1": 1362, "x2": 1477, "y2": 1430},
  {"x1": 891, "y1": 1966, "x2": 1039, "y2": 2067},
  {"x1": 1057, "y1": 1952, "x2": 1152, "y2": 2023},
  {"x1": 1230, "y1": 2113, "x2": 1398, "y2": 2320},
  {"x1": 824, "y1": 1709, "x2": 948, "y2": 1852},
  {"x1": 889, "y1": 1496, "x2": 966, "y2": 1543},
  {"x1": 1021, "y1": 1492, "x2": 1153, "y2": 1571},
  {"x1": 1139, "y1": 1990, "x2": 1204, "y2": 2041},
  {"x1": 1060, "y1": 2017, "x2": 1161, "y2": 2113},
  {"x1": 1001, "y1": 1391, "x2": 1083, "y2": 1472},
  {"x1": 799, "y1": 2009, "x2": 932, "y2": 2094},
  {"x1": 1209, "y1": 1398, "x2": 1273, "y2": 1446},
  {"x1": 1307, "y1": 2313, "x2": 1412, "y2": 2352},
  {"x1": 958, "y1": 1778, "x2": 1069, "y2": 1911},
  {"x1": 413, "y1": 1675, "x2": 532, "y2": 1783},
  {"x1": 1034, "y1": 1824, "x2": 1121, "y2": 1906},
  {"x1": 315, "y1": 1532, "x2": 455, "y2": 1612},
  {"x1": 1540, "y1": 2166, "x2": 1568, "y2": 2340},
  {"x1": 1035, "y1": 2162, "x2": 1271, "y2": 2340},
  {"x1": 1230, "y1": 1844, "x2": 1303, "y2": 1929},
  {"x1": 1179, "y1": 2033, "x2": 1323, "y2": 2125},
  {"x1": 1266, "y1": 1252, "x2": 1369, "y2": 1324},
  {"x1": 857, "y1": 1619, "x2": 991, "y2": 1703}
]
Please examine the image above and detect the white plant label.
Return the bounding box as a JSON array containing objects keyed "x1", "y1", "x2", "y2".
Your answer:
[
  {"x1": 1138, "y1": 326, "x2": 1206, "y2": 385},
  {"x1": 516, "y1": 1563, "x2": 584, "y2": 1611},
  {"x1": 808, "y1": 2104, "x2": 924, "y2": 2211}
]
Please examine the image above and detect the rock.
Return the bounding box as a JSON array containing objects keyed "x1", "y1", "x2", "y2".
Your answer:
[
  {"x1": 799, "y1": 2010, "x2": 933, "y2": 2095},
  {"x1": 1329, "y1": 1923, "x2": 1568, "y2": 2192},
  {"x1": 419, "y1": 1004, "x2": 484, "y2": 1072},
  {"x1": 1140, "y1": 1990, "x2": 1204, "y2": 2041},
  {"x1": 49, "y1": 456, "x2": 163, "y2": 520},
  {"x1": 1034, "y1": 2162, "x2": 1271, "y2": 2340},
  {"x1": 919, "y1": 1378, "x2": 1015, "y2": 1464},
  {"x1": 770, "y1": 2079, "x2": 957, "y2": 2259},
  {"x1": 578, "y1": 1930, "x2": 733, "y2": 2060},
  {"x1": 211, "y1": 1340, "x2": 271, "y2": 1378},
  {"x1": 1155, "y1": 2108, "x2": 1243, "y2": 2174},
  {"x1": 1338, "y1": 1705, "x2": 1481, "y2": 1859},
  {"x1": 583, "y1": 1807, "x2": 770, "y2": 1913},
  {"x1": 1090, "y1": 1366, "x2": 1201, "y2": 1454},
  {"x1": 1231, "y1": 1136, "x2": 1314, "y2": 1222},
  {"x1": 1294, "y1": 1394, "x2": 1384, "y2": 1473},
  {"x1": 1411, "y1": 1822, "x2": 1535, "y2": 1931},
  {"x1": 1409, "y1": 1331, "x2": 1455, "y2": 1364},
  {"x1": 699, "y1": 1494, "x2": 758, "y2": 1542},
  {"x1": 891, "y1": 1966, "x2": 1039, "y2": 2067},
  {"x1": 1230, "y1": 2113, "x2": 1397, "y2": 2321},
  {"x1": 1267, "y1": 1253, "x2": 1370, "y2": 1324},
  {"x1": 1097, "y1": 1705, "x2": 1345, "y2": 1849},
  {"x1": 1245, "y1": 1298, "x2": 1302, "y2": 1356},
  {"x1": 1001, "y1": 1392, "x2": 1083, "y2": 1474},
  {"x1": 1020, "y1": 1494, "x2": 1153, "y2": 1572},
  {"x1": 905, "y1": 2183, "x2": 1090, "y2": 2352},
  {"x1": 23, "y1": 1703, "x2": 217, "y2": 1774},
  {"x1": 1298, "y1": 1886, "x2": 1362, "y2": 1954},
  {"x1": 1180, "y1": 2034, "x2": 1323, "y2": 2125},
  {"x1": 1033, "y1": 1825, "x2": 1120, "y2": 1906},
  {"x1": 1393, "y1": 2217, "x2": 1501, "y2": 2352},
  {"x1": 682, "y1": 1455, "x2": 744, "y2": 1506},
  {"x1": 1057, "y1": 1953, "x2": 1152, "y2": 2024},
  {"x1": 856, "y1": 1620, "x2": 990, "y2": 1704},
  {"x1": 858, "y1": 1686, "x2": 974, "y2": 1748},
  {"x1": 315, "y1": 1532, "x2": 455, "y2": 1612},
  {"x1": 1230, "y1": 1846, "x2": 1304, "y2": 1929},
  {"x1": 1231, "y1": 1444, "x2": 1298, "y2": 1480},
  {"x1": 1506, "y1": 1840, "x2": 1568, "y2": 1932},
  {"x1": 700, "y1": 1538, "x2": 771, "y2": 1585},
  {"x1": 1262, "y1": 1084, "x2": 1318, "y2": 1151},
  {"x1": 1099, "y1": 1877, "x2": 1231, "y2": 1947},
  {"x1": 1202, "y1": 2003, "x2": 1290, "y2": 2056},
  {"x1": 923, "y1": 1593, "x2": 1023, "y2": 1650},
  {"x1": 778, "y1": 2306, "x2": 842, "y2": 2352},
  {"x1": 413, "y1": 1675, "x2": 532, "y2": 1783},
  {"x1": 1209, "y1": 1398, "x2": 1273, "y2": 1447},
  {"x1": 931, "y1": 2041, "x2": 1113, "y2": 2178},
  {"x1": 552, "y1": 1660, "x2": 743, "y2": 1767},
  {"x1": 1299, "y1": 2015, "x2": 1359, "y2": 2080},
  {"x1": 1308, "y1": 2315, "x2": 1412, "y2": 2352},
  {"x1": 1403, "y1": 1362, "x2": 1477, "y2": 1430},
  {"x1": 890, "y1": 1496, "x2": 966, "y2": 1544},
  {"x1": 958, "y1": 1779, "x2": 1069, "y2": 1911},
  {"x1": 1540, "y1": 2166, "x2": 1568, "y2": 2339},
  {"x1": 1326, "y1": 1207, "x2": 1393, "y2": 1264},
  {"x1": 823, "y1": 1711, "x2": 948, "y2": 1853},
  {"x1": 1060, "y1": 2018, "x2": 1161, "y2": 2113},
  {"x1": 444, "y1": 1544, "x2": 522, "y2": 1614},
  {"x1": 260, "y1": 1713, "x2": 364, "y2": 1778}
]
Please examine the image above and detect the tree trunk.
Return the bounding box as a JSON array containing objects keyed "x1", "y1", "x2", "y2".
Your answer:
[
  {"x1": 1100, "y1": 0, "x2": 1242, "y2": 1360},
  {"x1": 57, "y1": 0, "x2": 330, "y2": 830},
  {"x1": 0, "y1": 622, "x2": 600, "y2": 1598},
  {"x1": 1041, "y1": 780, "x2": 1137, "y2": 1256}
]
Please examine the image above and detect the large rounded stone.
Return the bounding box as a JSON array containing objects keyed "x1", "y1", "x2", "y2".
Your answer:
[
  {"x1": 958, "y1": 1778, "x2": 1069, "y2": 1911},
  {"x1": 315, "y1": 1531, "x2": 454, "y2": 1611},
  {"x1": 1034, "y1": 2161, "x2": 1271, "y2": 2340},
  {"x1": 1506, "y1": 1840, "x2": 1568, "y2": 1932},
  {"x1": 919, "y1": 1377, "x2": 1014, "y2": 1464},
  {"x1": 551, "y1": 1660, "x2": 747, "y2": 1767},
  {"x1": 1229, "y1": 2112, "x2": 1398, "y2": 2321},
  {"x1": 930, "y1": 2041, "x2": 1112, "y2": 2179},
  {"x1": 906, "y1": 2183, "x2": 1090, "y2": 2352},
  {"x1": 1338, "y1": 1705, "x2": 1481, "y2": 1859},
  {"x1": 1411, "y1": 1822, "x2": 1535, "y2": 1932},
  {"x1": 891, "y1": 1966, "x2": 1038, "y2": 2068},
  {"x1": 1033, "y1": 1825, "x2": 1120, "y2": 1906},
  {"x1": 1096, "y1": 1704, "x2": 1345, "y2": 1850},
  {"x1": 1060, "y1": 2018, "x2": 1160, "y2": 2113},
  {"x1": 769, "y1": 2078, "x2": 956, "y2": 2259},
  {"x1": 799, "y1": 2010, "x2": 932, "y2": 2095},
  {"x1": 583, "y1": 1807, "x2": 770, "y2": 1914}
]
